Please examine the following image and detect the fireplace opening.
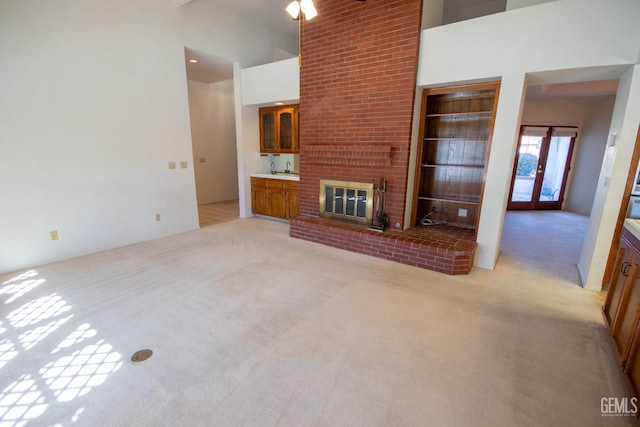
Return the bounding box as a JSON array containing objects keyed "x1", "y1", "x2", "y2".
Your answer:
[{"x1": 319, "y1": 179, "x2": 373, "y2": 225}]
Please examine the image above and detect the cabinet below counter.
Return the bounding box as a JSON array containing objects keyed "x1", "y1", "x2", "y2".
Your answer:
[
  {"x1": 603, "y1": 219, "x2": 640, "y2": 402},
  {"x1": 250, "y1": 175, "x2": 299, "y2": 220}
]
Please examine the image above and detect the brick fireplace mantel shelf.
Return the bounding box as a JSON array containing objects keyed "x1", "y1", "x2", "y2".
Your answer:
[
  {"x1": 302, "y1": 145, "x2": 393, "y2": 167},
  {"x1": 290, "y1": 216, "x2": 477, "y2": 275}
]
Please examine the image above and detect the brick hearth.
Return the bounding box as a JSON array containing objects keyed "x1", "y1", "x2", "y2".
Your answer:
[{"x1": 290, "y1": 216, "x2": 477, "y2": 275}]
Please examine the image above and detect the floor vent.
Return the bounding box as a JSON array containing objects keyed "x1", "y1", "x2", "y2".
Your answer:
[{"x1": 131, "y1": 349, "x2": 153, "y2": 362}]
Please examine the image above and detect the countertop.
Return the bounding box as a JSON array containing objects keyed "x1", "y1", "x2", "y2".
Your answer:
[
  {"x1": 251, "y1": 172, "x2": 300, "y2": 181},
  {"x1": 624, "y1": 218, "x2": 640, "y2": 242}
]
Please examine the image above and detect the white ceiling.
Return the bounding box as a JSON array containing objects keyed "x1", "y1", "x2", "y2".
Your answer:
[
  {"x1": 215, "y1": 0, "x2": 298, "y2": 34},
  {"x1": 183, "y1": 0, "x2": 298, "y2": 83},
  {"x1": 182, "y1": 0, "x2": 624, "y2": 100}
]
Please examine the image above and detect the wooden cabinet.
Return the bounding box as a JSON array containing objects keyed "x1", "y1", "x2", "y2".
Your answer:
[
  {"x1": 624, "y1": 310, "x2": 640, "y2": 399},
  {"x1": 259, "y1": 105, "x2": 299, "y2": 154},
  {"x1": 251, "y1": 177, "x2": 299, "y2": 220},
  {"x1": 604, "y1": 228, "x2": 640, "y2": 399},
  {"x1": 251, "y1": 178, "x2": 271, "y2": 216},
  {"x1": 411, "y1": 82, "x2": 500, "y2": 233},
  {"x1": 286, "y1": 181, "x2": 299, "y2": 219},
  {"x1": 604, "y1": 237, "x2": 634, "y2": 330}
]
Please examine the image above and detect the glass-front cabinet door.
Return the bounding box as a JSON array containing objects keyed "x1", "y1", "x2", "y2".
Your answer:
[
  {"x1": 259, "y1": 105, "x2": 299, "y2": 154},
  {"x1": 279, "y1": 108, "x2": 294, "y2": 152},
  {"x1": 260, "y1": 109, "x2": 276, "y2": 152}
]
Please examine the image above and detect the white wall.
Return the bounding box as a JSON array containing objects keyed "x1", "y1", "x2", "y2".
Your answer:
[
  {"x1": 579, "y1": 65, "x2": 640, "y2": 289},
  {"x1": 0, "y1": 0, "x2": 198, "y2": 275},
  {"x1": 242, "y1": 58, "x2": 300, "y2": 106},
  {"x1": 521, "y1": 98, "x2": 584, "y2": 127},
  {"x1": 415, "y1": 0, "x2": 640, "y2": 289},
  {"x1": 234, "y1": 64, "x2": 261, "y2": 218},
  {"x1": 418, "y1": 1, "x2": 639, "y2": 86},
  {"x1": 187, "y1": 79, "x2": 238, "y2": 204},
  {"x1": 565, "y1": 97, "x2": 616, "y2": 215}
]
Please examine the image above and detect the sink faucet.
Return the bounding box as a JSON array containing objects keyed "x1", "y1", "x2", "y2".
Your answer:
[
  {"x1": 285, "y1": 161, "x2": 291, "y2": 173},
  {"x1": 270, "y1": 161, "x2": 276, "y2": 174}
]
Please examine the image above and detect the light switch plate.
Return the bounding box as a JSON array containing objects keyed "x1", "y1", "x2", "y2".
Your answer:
[
  {"x1": 180, "y1": 161, "x2": 187, "y2": 169},
  {"x1": 168, "y1": 161, "x2": 176, "y2": 170}
]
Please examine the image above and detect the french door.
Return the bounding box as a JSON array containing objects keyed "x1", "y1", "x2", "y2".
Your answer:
[{"x1": 507, "y1": 125, "x2": 577, "y2": 210}]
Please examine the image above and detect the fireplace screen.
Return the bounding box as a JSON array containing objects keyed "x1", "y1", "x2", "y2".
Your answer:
[{"x1": 319, "y1": 180, "x2": 374, "y2": 224}]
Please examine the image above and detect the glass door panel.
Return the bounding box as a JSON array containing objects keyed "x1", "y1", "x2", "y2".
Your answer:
[
  {"x1": 508, "y1": 126, "x2": 576, "y2": 211},
  {"x1": 511, "y1": 135, "x2": 542, "y2": 204},
  {"x1": 539, "y1": 136, "x2": 571, "y2": 203}
]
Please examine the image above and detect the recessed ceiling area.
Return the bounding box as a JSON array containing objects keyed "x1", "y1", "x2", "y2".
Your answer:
[
  {"x1": 524, "y1": 64, "x2": 631, "y2": 99},
  {"x1": 184, "y1": 47, "x2": 233, "y2": 84},
  {"x1": 526, "y1": 79, "x2": 619, "y2": 99}
]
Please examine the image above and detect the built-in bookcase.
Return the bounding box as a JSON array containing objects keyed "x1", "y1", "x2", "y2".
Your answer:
[{"x1": 412, "y1": 82, "x2": 500, "y2": 232}]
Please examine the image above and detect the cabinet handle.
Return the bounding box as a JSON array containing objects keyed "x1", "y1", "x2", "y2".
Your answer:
[{"x1": 622, "y1": 262, "x2": 631, "y2": 277}]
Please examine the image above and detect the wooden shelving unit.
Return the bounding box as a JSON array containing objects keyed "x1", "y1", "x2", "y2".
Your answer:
[{"x1": 411, "y1": 82, "x2": 500, "y2": 232}]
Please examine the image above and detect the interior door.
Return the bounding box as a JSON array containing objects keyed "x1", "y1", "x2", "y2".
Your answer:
[{"x1": 508, "y1": 126, "x2": 577, "y2": 210}]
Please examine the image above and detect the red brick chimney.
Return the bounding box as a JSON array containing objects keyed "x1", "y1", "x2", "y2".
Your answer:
[{"x1": 297, "y1": 0, "x2": 423, "y2": 229}]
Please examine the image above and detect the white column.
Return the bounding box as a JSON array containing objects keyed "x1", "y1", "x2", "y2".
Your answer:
[
  {"x1": 579, "y1": 65, "x2": 640, "y2": 290},
  {"x1": 475, "y1": 73, "x2": 528, "y2": 269}
]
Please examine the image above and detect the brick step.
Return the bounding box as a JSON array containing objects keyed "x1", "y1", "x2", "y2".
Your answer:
[{"x1": 290, "y1": 216, "x2": 477, "y2": 275}]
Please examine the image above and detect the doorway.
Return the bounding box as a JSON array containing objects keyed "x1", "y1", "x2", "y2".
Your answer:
[{"x1": 508, "y1": 125, "x2": 577, "y2": 210}]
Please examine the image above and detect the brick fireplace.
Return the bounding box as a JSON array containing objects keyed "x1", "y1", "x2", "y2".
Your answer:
[{"x1": 289, "y1": 0, "x2": 477, "y2": 274}]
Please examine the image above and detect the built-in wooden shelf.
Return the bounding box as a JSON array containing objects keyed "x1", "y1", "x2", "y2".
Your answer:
[
  {"x1": 425, "y1": 111, "x2": 493, "y2": 118},
  {"x1": 418, "y1": 195, "x2": 481, "y2": 205},
  {"x1": 421, "y1": 164, "x2": 484, "y2": 169},
  {"x1": 411, "y1": 82, "x2": 500, "y2": 233},
  {"x1": 423, "y1": 137, "x2": 489, "y2": 142}
]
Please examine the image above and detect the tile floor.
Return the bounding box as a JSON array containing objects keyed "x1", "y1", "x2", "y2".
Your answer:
[{"x1": 198, "y1": 199, "x2": 239, "y2": 227}]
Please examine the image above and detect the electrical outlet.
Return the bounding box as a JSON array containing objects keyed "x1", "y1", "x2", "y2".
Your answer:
[
  {"x1": 180, "y1": 161, "x2": 187, "y2": 169},
  {"x1": 168, "y1": 161, "x2": 176, "y2": 170},
  {"x1": 50, "y1": 230, "x2": 59, "y2": 240},
  {"x1": 458, "y1": 208, "x2": 468, "y2": 218},
  {"x1": 155, "y1": 214, "x2": 161, "y2": 221}
]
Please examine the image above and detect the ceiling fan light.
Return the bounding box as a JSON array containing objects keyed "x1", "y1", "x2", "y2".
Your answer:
[
  {"x1": 286, "y1": 1, "x2": 300, "y2": 19},
  {"x1": 300, "y1": 0, "x2": 317, "y2": 20}
]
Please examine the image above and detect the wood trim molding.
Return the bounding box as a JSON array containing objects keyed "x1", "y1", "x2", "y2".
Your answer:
[{"x1": 301, "y1": 145, "x2": 393, "y2": 167}]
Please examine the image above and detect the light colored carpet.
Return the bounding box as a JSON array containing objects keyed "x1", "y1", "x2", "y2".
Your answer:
[
  {"x1": 0, "y1": 215, "x2": 634, "y2": 426},
  {"x1": 501, "y1": 210, "x2": 589, "y2": 285}
]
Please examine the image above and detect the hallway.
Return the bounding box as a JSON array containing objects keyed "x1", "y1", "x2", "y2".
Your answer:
[
  {"x1": 500, "y1": 210, "x2": 589, "y2": 285},
  {"x1": 198, "y1": 199, "x2": 239, "y2": 227}
]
